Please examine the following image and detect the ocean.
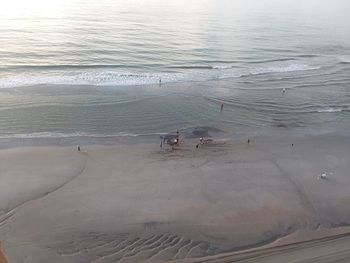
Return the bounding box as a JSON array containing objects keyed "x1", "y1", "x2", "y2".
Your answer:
[{"x1": 0, "y1": 0, "x2": 349, "y2": 145}]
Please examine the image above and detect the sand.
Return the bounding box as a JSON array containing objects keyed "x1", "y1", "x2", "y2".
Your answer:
[
  {"x1": 0, "y1": 133, "x2": 350, "y2": 262},
  {"x1": 169, "y1": 227, "x2": 350, "y2": 263}
]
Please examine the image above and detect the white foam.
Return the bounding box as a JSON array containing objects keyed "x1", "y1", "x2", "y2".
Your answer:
[
  {"x1": 212, "y1": 65, "x2": 235, "y2": 69},
  {"x1": 0, "y1": 63, "x2": 321, "y2": 89},
  {"x1": 0, "y1": 132, "x2": 101, "y2": 139},
  {"x1": 0, "y1": 131, "x2": 169, "y2": 139},
  {"x1": 338, "y1": 56, "x2": 350, "y2": 63},
  {"x1": 0, "y1": 72, "x2": 179, "y2": 89},
  {"x1": 317, "y1": 108, "x2": 343, "y2": 113},
  {"x1": 0, "y1": 69, "x2": 239, "y2": 89},
  {"x1": 250, "y1": 64, "x2": 320, "y2": 76},
  {"x1": 0, "y1": 70, "x2": 215, "y2": 89}
]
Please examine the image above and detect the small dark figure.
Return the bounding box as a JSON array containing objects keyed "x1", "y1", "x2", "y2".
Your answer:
[
  {"x1": 291, "y1": 143, "x2": 294, "y2": 147},
  {"x1": 199, "y1": 137, "x2": 213, "y2": 145},
  {"x1": 160, "y1": 141, "x2": 163, "y2": 149},
  {"x1": 196, "y1": 144, "x2": 199, "y2": 148},
  {"x1": 159, "y1": 77, "x2": 162, "y2": 86},
  {"x1": 247, "y1": 139, "x2": 250, "y2": 145},
  {"x1": 77, "y1": 145, "x2": 81, "y2": 152},
  {"x1": 282, "y1": 88, "x2": 286, "y2": 93},
  {"x1": 220, "y1": 103, "x2": 224, "y2": 111},
  {"x1": 176, "y1": 129, "x2": 180, "y2": 144}
]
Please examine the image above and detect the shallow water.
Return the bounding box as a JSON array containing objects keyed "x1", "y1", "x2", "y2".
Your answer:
[{"x1": 0, "y1": 0, "x2": 349, "y2": 141}]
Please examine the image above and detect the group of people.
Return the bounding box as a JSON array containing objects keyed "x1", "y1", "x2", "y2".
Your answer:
[
  {"x1": 195, "y1": 137, "x2": 213, "y2": 148},
  {"x1": 160, "y1": 129, "x2": 180, "y2": 149},
  {"x1": 160, "y1": 129, "x2": 252, "y2": 150}
]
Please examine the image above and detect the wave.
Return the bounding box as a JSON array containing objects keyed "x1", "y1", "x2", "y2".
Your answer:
[
  {"x1": 166, "y1": 64, "x2": 238, "y2": 70},
  {"x1": 212, "y1": 65, "x2": 236, "y2": 69},
  {"x1": 0, "y1": 131, "x2": 168, "y2": 139},
  {"x1": 0, "y1": 72, "x2": 178, "y2": 88},
  {"x1": 0, "y1": 63, "x2": 321, "y2": 89},
  {"x1": 204, "y1": 59, "x2": 239, "y2": 64},
  {"x1": 246, "y1": 64, "x2": 321, "y2": 77},
  {"x1": 0, "y1": 64, "x2": 129, "y2": 70},
  {"x1": 317, "y1": 108, "x2": 343, "y2": 113},
  {"x1": 246, "y1": 57, "x2": 296, "y2": 64},
  {"x1": 338, "y1": 56, "x2": 350, "y2": 64},
  {"x1": 166, "y1": 65, "x2": 213, "y2": 69},
  {"x1": 0, "y1": 69, "x2": 241, "y2": 89},
  {"x1": 295, "y1": 54, "x2": 318, "y2": 58}
]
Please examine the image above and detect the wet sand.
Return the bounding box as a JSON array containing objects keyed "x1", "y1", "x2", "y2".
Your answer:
[
  {"x1": 1, "y1": 133, "x2": 350, "y2": 262},
  {"x1": 170, "y1": 227, "x2": 350, "y2": 263}
]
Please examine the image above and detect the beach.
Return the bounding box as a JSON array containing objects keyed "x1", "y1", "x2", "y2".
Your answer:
[
  {"x1": 1, "y1": 133, "x2": 350, "y2": 262},
  {"x1": 1, "y1": 0, "x2": 350, "y2": 261}
]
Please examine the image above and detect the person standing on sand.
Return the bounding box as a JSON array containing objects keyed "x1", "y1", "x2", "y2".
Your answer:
[
  {"x1": 159, "y1": 77, "x2": 162, "y2": 86},
  {"x1": 220, "y1": 103, "x2": 224, "y2": 111}
]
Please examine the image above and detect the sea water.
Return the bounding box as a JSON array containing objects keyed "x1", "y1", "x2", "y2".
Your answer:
[{"x1": 0, "y1": 0, "x2": 349, "y2": 144}]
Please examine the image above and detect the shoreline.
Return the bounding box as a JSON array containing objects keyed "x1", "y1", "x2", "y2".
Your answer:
[
  {"x1": 1, "y1": 80, "x2": 348, "y2": 149},
  {"x1": 0, "y1": 128, "x2": 346, "y2": 150},
  {"x1": 1, "y1": 133, "x2": 350, "y2": 262}
]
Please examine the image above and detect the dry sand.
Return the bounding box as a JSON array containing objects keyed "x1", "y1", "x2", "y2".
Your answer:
[{"x1": 0, "y1": 133, "x2": 350, "y2": 262}]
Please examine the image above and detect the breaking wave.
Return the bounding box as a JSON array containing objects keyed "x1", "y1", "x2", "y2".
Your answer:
[
  {"x1": 338, "y1": 56, "x2": 350, "y2": 64},
  {"x1": 0, "y1": 63, "x2": 321, "y2": 88},
  {"x1": 0, "y1": 72, "x2": 176, "y2": 89},
  {"x1": 0, "y1": 131, "x2": 168, "y2": 139},
  {"x1": 248, "y1": 64, "x2": 321, "y2": 76},
  {"x1": 317, "y1": 108, "x2": 343, "y2": 113},
  {"x1": 212, "y1": 65, "x2": 236, "y2": 69}
]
